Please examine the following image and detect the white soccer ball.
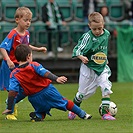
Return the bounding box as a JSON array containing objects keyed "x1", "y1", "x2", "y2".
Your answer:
[{"x1": 99, "y1": 101, "x2": 118, "y2": 117}]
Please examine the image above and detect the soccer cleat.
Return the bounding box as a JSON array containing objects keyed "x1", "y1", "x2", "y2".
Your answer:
[
  {"x1": 29, "y1": 112, "x2": 42, "y2": 122},
  {"x1": 83, "y1": 113, "x2": 92, "y2": 120},
  {"x1": 5, "y1": 114, "x2": 17, "y2": 120},
  {"x1": 68, "y1": 111, "x2": 76, "y2": 120},
  {"x1": 102, "y1": 113, "x2": 116, "y2": 120},
  {"x1": 13, "y1": 104, "x2": 18, "y2": 117}
]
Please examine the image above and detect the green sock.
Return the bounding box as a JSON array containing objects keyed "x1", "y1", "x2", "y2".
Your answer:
[
  {"x1": 73, "y1": 97, "x2": 82, "y2": 107},
  {"x1": 101, "y1": 97, "x2": 110, "y2": 115}
]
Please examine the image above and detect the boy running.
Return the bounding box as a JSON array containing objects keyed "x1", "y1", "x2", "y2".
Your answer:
[{"x1": 68, "y1": 12, "x2": 116, "y2": 120}]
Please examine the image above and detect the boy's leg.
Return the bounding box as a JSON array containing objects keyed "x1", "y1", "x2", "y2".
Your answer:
[
  {"x1": 73, "y1": 93, "x2": 83, "y2": 107},
  {"x1": 68, "y1": 63, "x2": 97, "y2": 119},
  {"x1": 67, "y1": 100, "x2": 92, "y2": 120},
  {"x1": 68, "y1": 92, "x2": 84, "y2": 119},
  {"x1": 99, "y1": 65, "x2": 116, "y2": 120},
  {"x1": 101, "y1": 97, "x2": 116, "y2": 120}
]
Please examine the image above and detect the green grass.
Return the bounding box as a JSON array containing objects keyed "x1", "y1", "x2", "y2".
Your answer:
[{"x1": 0, "y1": 82, "x2": 132, "y2": 133}]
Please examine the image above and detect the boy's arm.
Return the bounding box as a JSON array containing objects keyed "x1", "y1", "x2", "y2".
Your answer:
[
  {"x1": 77, "y1": 55, "x2": 89, "y2": 64},
  {"x1": 2, "y1": 74, "x2": 20, "y2": 115},
  {"x1": 44, "y1": 72, "x2": 67, "y2": 84},
  {"x1": 0, "y1": 48, "x2": 10, "y2": 60},
  {"x1": 2, "y1": 90, "x2": 18, "y2": 114},
  {"x1": 29, "y1": 45, "x2": 47, "y2": 54},
  {"x1": 0, "y1": 48, "x2": 15, "y2": 69},
  {"x1": 33, "y1": 62, "x2": 67, "y2": 84},
  {"x1": 72, "y1": 33, "x2": 89, "y2": 58}
]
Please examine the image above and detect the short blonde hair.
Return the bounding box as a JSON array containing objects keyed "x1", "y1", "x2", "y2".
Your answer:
[
  {"x1": 88, "y1": 12, "x2": 104, "y2": 24},
  {"x1": 14, "y1": 7, "x2": 32, "y2": 19}
]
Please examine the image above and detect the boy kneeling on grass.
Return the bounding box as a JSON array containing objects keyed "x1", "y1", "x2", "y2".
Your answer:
[{"x1": 2, "y1": 44, "x2": 92, "y2": 121}]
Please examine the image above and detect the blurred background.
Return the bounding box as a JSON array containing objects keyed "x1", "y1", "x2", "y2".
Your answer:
[{"x1": 0, "y1": 0, "x2": 133, "y2": 83}]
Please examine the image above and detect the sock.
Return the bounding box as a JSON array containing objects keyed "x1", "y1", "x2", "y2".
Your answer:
[
  {"x1": 101, "y1": 97, "x2": 110, "y2": 115},
  {"x1": 71, "y1": 104, "x2": 86, "y2": 118},
  {"x1": 66, "y1": 100, "x2": 85, "y2": 118},
  {"x1": 73, "y1": 97, "x2": 82, "y2": 107}
]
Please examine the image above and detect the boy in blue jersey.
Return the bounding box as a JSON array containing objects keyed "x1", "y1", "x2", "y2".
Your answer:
[
  {"x1": 0, "y1": 7, "x2": 47, "y2": 91},
  {"x1": 68, "y1": 12, "x2": 116, "y2": 120},
  {"x1": 2, "y1": 44, "x2": 92, "y2": 121},
  {"x1": 0, "y1": 7, "x2": 47, "y2": 120}
]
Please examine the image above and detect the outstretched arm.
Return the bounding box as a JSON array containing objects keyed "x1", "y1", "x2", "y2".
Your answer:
[
  {"x1": 29, "y1": 45, "x2": 47, "y2": 54},
  {"x1": 2, "y1": 91, "x2": 17, "y2": 115},
  {"x1": 44, "y1": 72, "x2": 67, "y2": 84}
]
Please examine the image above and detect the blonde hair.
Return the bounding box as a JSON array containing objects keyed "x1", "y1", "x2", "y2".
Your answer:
[
  {"x1": 14, "y1": 7, "x2": 32, "y2": 19},
  {"x1": 88, "y1": 12, "x2": 104, "y2": 24}
]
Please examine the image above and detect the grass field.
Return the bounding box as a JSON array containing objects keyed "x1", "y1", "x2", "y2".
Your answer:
[{"x1": 0, "y1": 82, "x2": 132, "y2": 133}]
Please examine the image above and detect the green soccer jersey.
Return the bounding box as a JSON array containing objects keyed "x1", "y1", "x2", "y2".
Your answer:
[{"x1": 72, "y1": 29, "x2": 110, "y2": 76}]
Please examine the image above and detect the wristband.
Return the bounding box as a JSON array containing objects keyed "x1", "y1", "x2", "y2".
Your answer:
[
  {"x1": 47, "y1": 72, "x2": 58, "y2": 81},
  {"x1": 7, "y1": 96, "x2": 15, "y2": 110}
]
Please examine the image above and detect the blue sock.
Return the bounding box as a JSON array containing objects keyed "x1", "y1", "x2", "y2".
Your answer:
[{"x1": 71, "y1": 104, "x2": 86, "y2": 118}]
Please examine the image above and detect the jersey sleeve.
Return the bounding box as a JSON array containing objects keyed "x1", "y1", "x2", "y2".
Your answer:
[
  {"x1": 0, "y1": 30, "x2": 16, "y2": 52},
  {"x1": 9, "y1": 75, "x2": 20, "y2": 92},
  {"x1": 30, "y1": 62, "x2": 49, "y2": 77},
  {"x1": 104, "y1": 29, "x2": 110, "y2": 36},
  {"x1": 72, "y1": 32, "x2": 91, "y2": 58}
]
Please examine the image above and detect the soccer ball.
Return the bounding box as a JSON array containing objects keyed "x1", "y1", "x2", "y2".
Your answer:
[{"x1": 99, "y1": 101, "x2": 118, "y2": 117}]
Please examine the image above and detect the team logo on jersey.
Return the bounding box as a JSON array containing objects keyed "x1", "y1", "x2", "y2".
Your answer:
[
  {"x1": 27, "y1": 35, "x2": 29, "y2": 43},
  {"x1": 91, "y1": 52, "x2": 107, "y2": 64}
]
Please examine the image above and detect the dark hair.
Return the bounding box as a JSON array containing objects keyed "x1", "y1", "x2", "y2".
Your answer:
[{"x1": 15, "y1": 44, "x2": 32, "y2": 62}]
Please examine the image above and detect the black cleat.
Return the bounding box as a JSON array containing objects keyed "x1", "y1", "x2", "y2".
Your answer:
[{"x1": 29, "y1": 112, "x2": 42, "y2": 122}]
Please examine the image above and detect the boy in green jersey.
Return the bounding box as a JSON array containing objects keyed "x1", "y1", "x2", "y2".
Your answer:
[{"x1": 68, "y1": 12, "x2": 116, "y2": 120}]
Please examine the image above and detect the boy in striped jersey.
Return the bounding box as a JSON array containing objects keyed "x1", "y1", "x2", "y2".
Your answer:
[{"x1": 68, "y1": 12, "x2": 116, "y2": 120}]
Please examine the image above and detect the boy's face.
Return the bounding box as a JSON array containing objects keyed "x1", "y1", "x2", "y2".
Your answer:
[
  {"x1": 16, "y1": 13, "x2": 32, "y2": 30},
  {"x1": 89, "y1": 21, "x2": 104, "y2": 36},
  {"x1": 27, "y1": 53, "x2": 33, "y2": 62}
]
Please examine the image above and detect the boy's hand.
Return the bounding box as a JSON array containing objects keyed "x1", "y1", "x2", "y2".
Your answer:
[
  {"x1": 56, "y1": 76, "x2": 67, "y2": 84},
  {"x1": 7, "y1": 59, "x2": 15, "y2": 69},
  {"x1": 2, "y1": 109, "x2": 12, "y2": 115},
  {"x1": 78, "y1": 55, "x2": 89, "y2": 64},
  {"x1": 38, "y1": 47, "x2": 47, "y2": 53}
]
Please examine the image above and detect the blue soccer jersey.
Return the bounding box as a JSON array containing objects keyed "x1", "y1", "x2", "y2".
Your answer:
[
  {"x1": 10, "y1": 62, "x2": 52, "y2": 95},
  {"x1": 0, "y1": 29, "x2": 30, "y2": 63}
]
